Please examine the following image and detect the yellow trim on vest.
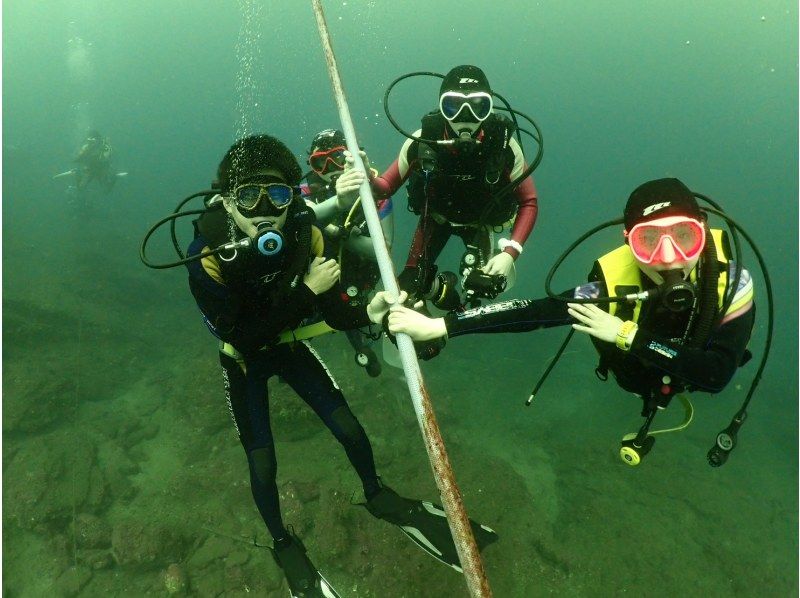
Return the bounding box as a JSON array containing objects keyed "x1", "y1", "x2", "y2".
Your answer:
[
  {"x1": 726, "y1": 284, "x2": 754, "y2": 315},
  {"x1": 598, "y1": 228, "x2": 730, "y2": 322},
  {"x1": 201, "y1": 249, "x2": 226, "y2": 285},
  {"x1": 215, "y1": 227, "x2": 328, "y2": 359},
  {"x1": 218, "y1": 321, "x2": 337, "y2": 359},
  {"x1": 276, "y1": 321, "x2": 336, "y2": 344},
  {"x1": 709, "y1": 229, "x2": 729, "y2": 311},
  {"x1": 219, "y1": 341, "x2": 241, "y2": 359},
  {"x1": 311, "y1": 226, "x2": 324, "y2": 258},
  {"x1": 219, "y1": 341, "x2": 246, "y2": 373},
  {"x1": 596, "y1": 245, "x2": 643, "y2": 321}
]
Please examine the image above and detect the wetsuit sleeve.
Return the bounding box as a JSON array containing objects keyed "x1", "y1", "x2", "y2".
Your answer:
[
  {"x1": 186, "y1": 238, "x2": 317, "y2": 354},
  {"x1": 628, "y1": 269, "x2": 756, "y2": 392},
  {"x1": 370, "y1": 135, "x2": 416, "y2": 199},
  {"x1": 342, "y1": 194, "x2": 395, "y2": 259},
  {"x1": 442, "y1": 281, "x2": 605, "y2": 337},
  {"x1": 504, "y1": 137, "x2": 538, "y2": 260},
  {"x1": 378, "y1": 196, "x2": 394, "y2": 249}
]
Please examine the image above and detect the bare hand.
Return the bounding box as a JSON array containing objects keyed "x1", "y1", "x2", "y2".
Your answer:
[{"x1": 304, "y1": 257, "x2": 340, "y2": 295}]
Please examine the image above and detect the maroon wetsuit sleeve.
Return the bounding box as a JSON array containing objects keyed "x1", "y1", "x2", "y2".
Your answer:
[
  {"x1": 505, "y1": 173, "x2": 538, "y2": 259},
  {"x1": 370, "y1": 158, "x2": 407, "y2": 199}
]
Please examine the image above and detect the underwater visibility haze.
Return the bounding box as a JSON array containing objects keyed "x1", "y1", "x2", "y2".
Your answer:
[{"x1": 3, "y1": 0, "x2": 798, "y2": 596}]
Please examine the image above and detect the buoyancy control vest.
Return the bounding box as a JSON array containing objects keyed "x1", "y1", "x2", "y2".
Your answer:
[
  {"x1": 591, "y1": 229, "x2": 732, "y2": 395},
  {"x1": 406, "y1": 111, "x2": 517, "y2": 226},
  {"x1": 193, "y1": 199, "x2": 316, "y2": 312},
  {"x1": 303, "y1": 173, "x2": 336, "y2": 206}
]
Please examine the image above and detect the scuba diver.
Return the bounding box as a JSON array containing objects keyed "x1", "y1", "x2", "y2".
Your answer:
[
  {"x1": 300, "y1": 128, "x2": 394, "y2": 377},
  {"x1": 366, "y1": 64, "x2": 539, "y2": 312},
  {"x1": 382, "y1": 178, "x2": 768, "y2": 466},
  {"x1": 167, "y1": 134, "x2": 496, "y2": 597},
  {"x1": 53, "y1": 130, "x2": 127, "y2": 192}
]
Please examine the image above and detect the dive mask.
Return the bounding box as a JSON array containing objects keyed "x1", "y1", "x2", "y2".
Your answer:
[
  {"x1": 626, "y1": 216, "x2": 706, "y2": 265},
  {"x1": 439, "y1": 91, "x2": 493, "y2": 122},
  {"x1": 233, "y1": 182, "x2": 296, "y2": 217},
  {"x1": 309, "y1": 146, "x2": 347, "y2": 176}
]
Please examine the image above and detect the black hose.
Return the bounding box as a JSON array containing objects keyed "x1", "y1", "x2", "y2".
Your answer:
[
  {"x1": 688, "y1": 224, "x2": 721, "y2": 349},
  {"x1": 141, "y1": 208, "x2": 223, "y2": 269},
  {"x1": 525, "y1": 328, "x2": 576, "y2": 405},
  {"x1": 383, "y1": 71, "x2": 446, "y2": 145},
  {"x1": 696, "y1": 194, "x2": 742, "y2": 323},
  {"x1": 491, "y1": 91, "x2": 524, "y2": 147},
  {"x1": 489, "y1": 107, "x2": 544, "y2": 201},
  {"x1": 544, "y1": 218, "x2": 633, "y2": 305},
  {"x1": 169, "y1": 190, "x2": 218, "y2": 260},
  {"x1": 702, "y1": 207, "x2": 773, "y2": 416}
]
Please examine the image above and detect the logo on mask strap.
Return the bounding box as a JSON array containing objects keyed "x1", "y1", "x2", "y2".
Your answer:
[{"x1": 459, "y1": 77, "x2": 479, "y2": 84}]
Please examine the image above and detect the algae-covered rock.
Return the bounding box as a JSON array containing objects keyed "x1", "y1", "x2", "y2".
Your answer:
[
  {"x1": 4, "y1": 433, "x2": 108, "y2": 530},
  {"x1": 77, "y1": 548, "x2": 114, "y2": 570},
  {"x1": 187, "y1": 565, "x2": 227, "y2": 597},
  {"x1": 111, "y1": 521, "x2": 185, "y2": 569},
  {"x1": 73, "y1": 513, "x2": 112, "y2": 549},
  {"x1": 224, "y1": 547, "x2": 251, "y2": 567},
  {"x1": 313, "y1": 487, "x2": 357, "y2": 560},
  {"x1": 278, "y1": 481, "x2": 315, "y2": 536},
  {"x1": 270, "y1": 386, "x2": 324, "y2": 441},
  {"x1": 55, "y1": 565, "x2": 92, "y2": 597},
  {"x1": 161, "y1": 562, "x2": 188, "y2": 595},
  {"x1": 3, "y1": 370, "x2": 75, "y2": 435},
  {"x1": 117, "y1": 420, "x2": 160, "y2": 450},
  {"x1": 187, "y1": 535, "x2": 232, "y2": 569}
]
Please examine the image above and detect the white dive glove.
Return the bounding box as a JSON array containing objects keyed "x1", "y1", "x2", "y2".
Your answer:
[
  {"x1": 367, "y1": 291, "x2": 408, "y2": 324},
  {"x1": 567, "y1": 302, "x2": 631, "y2": 345},
  {"x1": 482, "y1": 251, "x2": 515, "y2": 278},
  {"x1": 387, "y1": 304, "x2": 447, "y2": 341},
  {"x1": 334, "y1": 167, "x2": 365, "y2": 211}
]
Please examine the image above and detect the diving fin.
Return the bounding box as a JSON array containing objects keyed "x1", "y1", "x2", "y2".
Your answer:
[
  {"x1": 364, "y1": 485, "x2": 498, "y2": 573},
  {"x1": 272, "y1": 531, "x2": 342, "y2": 598},
  {"x1": 53, "y1": 169, "x2": 76, "y2": 180}
]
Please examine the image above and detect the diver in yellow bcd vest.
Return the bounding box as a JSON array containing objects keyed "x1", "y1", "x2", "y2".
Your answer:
[{"x1": 379, "y1": 178, "x2": 771, "y2": 467}]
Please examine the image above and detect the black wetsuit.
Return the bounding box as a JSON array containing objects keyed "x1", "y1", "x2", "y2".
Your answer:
[
  {"x1": 301, "y1": 175, "x2": 393, "y2": 370},
  {"x1": 186, "y1": 225, "x2": 380, "y2": 540},
  {"x1": 444, "y1": 263, "x2": 755, "y2": 403}
]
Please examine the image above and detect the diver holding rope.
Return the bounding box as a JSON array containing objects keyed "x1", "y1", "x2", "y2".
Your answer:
[
  {"x1": 140, "y1": 134, "x2": 497, "y2": 597},
  {"x1": 386, "y1": 178, "x2": 772, "y2": 467},
  {"x1": 301, "y1": 128, "x2": 394, "y2": 377}
]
